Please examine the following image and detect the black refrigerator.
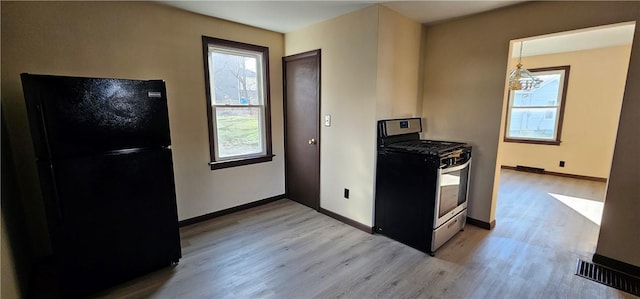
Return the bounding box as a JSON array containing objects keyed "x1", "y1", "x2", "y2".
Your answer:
[{"x1": 21, "y1": 73, "x2": 182, "y2": 298}]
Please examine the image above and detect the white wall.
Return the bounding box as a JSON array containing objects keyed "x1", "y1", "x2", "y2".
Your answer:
[
  {"x1": 500, "y1": 45, "x2": 632, "y2": 178},
  {"x1": 285, "y1": 5, "x2": 421, "y2": 227},
  {"x1": 1, "y1": 1, "x2": 285, "y2": 255}
]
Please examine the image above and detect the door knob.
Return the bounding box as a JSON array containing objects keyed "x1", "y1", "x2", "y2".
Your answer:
[{"x1": 308, "y1": 138, "x2": 316, "y2": 145}]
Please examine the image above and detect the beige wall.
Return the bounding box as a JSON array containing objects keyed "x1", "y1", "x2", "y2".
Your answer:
[
  {"x1": 285, "y1": 5, "x2": 421, "y2": 227},
  {"x1": 376, "y1": 6, "x2": 423, "y2": 119},
  {"x1": 1, "y1": 1, "x2": 285, "y2": 256},
  {"x1": 285, "y1": 6, "x2": 380, "y2": 226},
  {"x1": 500, "y1": 45, "x2": 632, "y2": 178},
  {"x1": 597, "y1": 19, "x2": 640, "y2": 266},
  {"x1": 421, "y1": 1, "x2": 640, "y2": 267}
]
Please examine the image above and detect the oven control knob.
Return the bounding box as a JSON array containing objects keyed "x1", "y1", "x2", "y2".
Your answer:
[
  {"x1": 440, "y1": 159, "x2": 449, "y2": 168},
  {"x1": 445, "y1": 158, "x2": 454, "y2": 167}
]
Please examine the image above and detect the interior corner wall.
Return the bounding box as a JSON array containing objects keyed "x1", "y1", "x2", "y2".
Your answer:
[
  {"x1": 1, "y1": 1, "x2": 285, "y2": 256},
  {"x1": 376, "y1": 6, "x2": 423, "y2": 119},
  {"x1": 596, "y1": 19, "x2": 640, "y2": 267},
  {"x1": 500, "y1": 45, "x2": 632, "y2": 179},
  {"x1": 420, "y1": 1, "x2": 640, "y2": 269},
  {"x1": 285, "y1": 5, "x2": 380, "y2": 226}
]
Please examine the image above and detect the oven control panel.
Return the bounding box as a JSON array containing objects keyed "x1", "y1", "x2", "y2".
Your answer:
[{"x1": 378, "y1": 118, "x2": 422, "y2": 137}]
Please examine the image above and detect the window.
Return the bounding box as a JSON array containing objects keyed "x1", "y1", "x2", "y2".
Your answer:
[
  {"x1": 202, "y1": 36, "x2": 273, "y2": 170},
  {"x1": 504, "y1": 66, "x2": 570, "y2": 145}
]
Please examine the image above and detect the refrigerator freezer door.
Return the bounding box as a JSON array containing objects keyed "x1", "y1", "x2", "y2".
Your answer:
[
  {"x1": 21, "y1": 74, "x2": 171, "y2": 160},
  {"x1": 50, "y1": 148, "x2": 181, "y2": 297}
]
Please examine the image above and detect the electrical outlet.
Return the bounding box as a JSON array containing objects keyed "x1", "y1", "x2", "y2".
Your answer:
[
  {"x1": 559, "y1": 161, "x2": 565, "y2": 167},
  {"x1": 344, "y1": 188, "x2": 349, "y2": 199}
]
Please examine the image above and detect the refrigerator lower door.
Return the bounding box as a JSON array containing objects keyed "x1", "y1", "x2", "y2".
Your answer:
[{"x1": 49, "y1": 148, "x2": 180, "y2": 297}]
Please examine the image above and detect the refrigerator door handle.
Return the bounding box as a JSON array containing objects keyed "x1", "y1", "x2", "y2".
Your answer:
[
  {"x1": 36, "y1": 104, "x2": 54, "y2": 159},
  {"x1": 48, "y1": 163, "x2": 64, "y2": 223},
  {"x1": 37, "y1": 104, "x2": 63, "y2": 222}
]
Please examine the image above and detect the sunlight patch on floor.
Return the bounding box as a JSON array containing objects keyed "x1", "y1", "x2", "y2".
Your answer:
[{"x1": 548, "y1": 193, "x2": 603, "y2": 225}]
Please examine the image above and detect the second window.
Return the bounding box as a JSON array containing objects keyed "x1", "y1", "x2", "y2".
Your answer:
[{"x1": 505, "y1": 65, "x2": 570, "y2": 145}]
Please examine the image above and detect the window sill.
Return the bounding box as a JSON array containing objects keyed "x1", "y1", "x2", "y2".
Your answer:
[
  {"x1": 504, "y1": 138, "x2": 561, "y2": 145},
  {"x1": 209, "y1": 154, "x2": 275, "y2": 170}
]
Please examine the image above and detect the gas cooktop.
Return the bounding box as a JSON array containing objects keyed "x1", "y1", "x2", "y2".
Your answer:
[
  {"x1": 385, "y1": 140, "x2": 467, "y2": 156},
  {"x1": 377, "y1": 118, "x2": 470, "y2": 156}
]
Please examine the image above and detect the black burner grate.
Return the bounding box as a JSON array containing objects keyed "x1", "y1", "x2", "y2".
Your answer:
[
  {"x1": 386, "y1": 140, "x2": 465, "y2": 155},
  {"x1": 575, "y1": 259, "x2": 640, "y2": 297}
]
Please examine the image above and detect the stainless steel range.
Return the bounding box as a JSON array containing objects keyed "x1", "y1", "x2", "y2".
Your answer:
[{"x1": 374, "y1": 118, "x2": 471, "y2": 256}]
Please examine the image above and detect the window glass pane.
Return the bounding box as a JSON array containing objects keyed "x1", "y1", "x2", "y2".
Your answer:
[
  {"x1": 203, "y1": 36, "x2": 272, "y2": 168},
  {"x1": 512, "y1": 73, "x2": 562, "y2": 107},
  {"x1": 210, "y1": 50, "x2": 262, "y2": 106},
  {"x1": 439, "y1": 172, "x2": 460, "y2": 218},
  {"x1": 508, "y1": 107, "x2": 557, "y2": 140},
  {"x1": 215, "y1": 107, "x2": 263, "y2": 158}
]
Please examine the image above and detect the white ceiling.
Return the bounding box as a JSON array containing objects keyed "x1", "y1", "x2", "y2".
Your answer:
[
  {"x1": 513, "y1": 22, "x2": 636, "y2": 58},
  {"x1": 159, "y1": 1, "x2": 635, "y2": 57},
  {"x1": 160, "y1": 1, "x2": 526, "y2": 34},
  {"x1": 383, "y1": 1, "x2": 523, "y2": 25}
]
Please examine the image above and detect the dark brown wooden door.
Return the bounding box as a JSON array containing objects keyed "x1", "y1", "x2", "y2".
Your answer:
[{"x1": 283, "y1": 50, "x2": 320, "y2": 210}]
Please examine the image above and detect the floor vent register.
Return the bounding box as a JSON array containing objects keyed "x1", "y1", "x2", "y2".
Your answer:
[{"x1": 575, "y1": 259, "x2": 640, "y2": 297}]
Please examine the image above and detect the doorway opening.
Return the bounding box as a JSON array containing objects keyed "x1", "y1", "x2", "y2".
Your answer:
[{"x1": 495, "y1": 21, "x2": 635, "y2": 247}]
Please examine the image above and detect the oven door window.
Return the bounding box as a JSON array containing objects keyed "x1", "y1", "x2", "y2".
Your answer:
[{"x1": 438, "y1": 167, "x2": 469, "y2": 218}]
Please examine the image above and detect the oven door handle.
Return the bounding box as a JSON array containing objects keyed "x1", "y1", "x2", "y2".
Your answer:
[{"x1": 441, "y1": 158, "x2": 472, "y2": 174}]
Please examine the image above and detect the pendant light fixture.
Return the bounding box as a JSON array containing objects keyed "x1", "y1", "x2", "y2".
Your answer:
[{"x1": 509, "y1": 41, "x2": 543, "y2": 91}]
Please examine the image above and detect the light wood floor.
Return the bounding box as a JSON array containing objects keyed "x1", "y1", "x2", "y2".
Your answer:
[{"x1": 91, "y1": 169, "x2": 635, "y2": 298}]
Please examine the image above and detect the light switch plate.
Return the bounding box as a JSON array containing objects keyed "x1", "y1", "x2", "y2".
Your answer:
[{"x1": 325, "y1": 114, "x2": 331, "y2": 127}]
